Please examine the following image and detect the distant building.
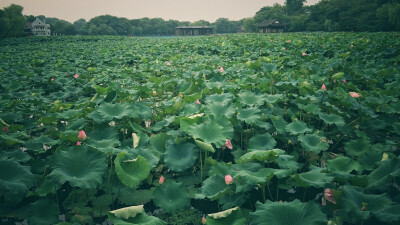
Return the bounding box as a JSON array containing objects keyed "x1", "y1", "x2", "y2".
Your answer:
[
  {"x1": 26, "y1": 18, "x2": 51, "y2": 36},
  {"x1": 257, "y1": 19, "x2": 285, "y2": 33},
  {"x1": 175, "y1": 26, "x2": 213, "y2": 36},
  {"x1": 237, "y1": 26, "x2": 245, "y2": 33}
]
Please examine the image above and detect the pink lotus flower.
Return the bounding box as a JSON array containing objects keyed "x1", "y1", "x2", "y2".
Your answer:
[
  {"x1": 225, "y1": 175, "x2": 233, "y2": 185},
  {"x1": 159, "y1": 176, "x2": 165, "y2": 184},
  {"x1": 225, "y1": 139, "x2": 233, "y2": 150},
  {"x1": 196, "y1": 99, "x2": 200, "y2": 104},
  {"x1": 321, "y1": 84, "x2": 326, "y2": 90},
  {"x1": 166, "y1": 62, "x2": 171, "y2": 66},
  {"x1": 74, "y1": 74, "x2": 79, "y2": 79},
  {"x1": 153, "y1": 91, "x2": 157, "y2": 95},
  {"x1": 179, "y1": 93, "x2": 183, "y2": 98},
  {"x1": 287, "y1": 40, "x2": 291, "y2": 43},
  {"x1": 76, "y1": 141, "x2": 81, "y2": 145},
  {"x1": 302, "y1": 52, "x2": 307, "y2": 56},
  {"x1": 3, "y1": 126, "x2": 8, "y2": 132},
  {"x1": 219, "y1": 67, "x2": 224, "y2": 72},
  {"x1": 322, "y1": 188, "x2": 336, "y2": 206},
  {"x1": 78, "y1": 130, "x2": 87, "y2": 140},
  {"x1": 51, "y1": 78, "x2": 55, "y2": 81},
  {"x1": 202, "y1": 216, "x2": 207, "y2": 224},
  {"x1": 343, "y1": 79, "x2": 346, "y2": 84},
  {"x1": 282, "y1": 47, "x2": 286, "y2": 51},
  {"x1": 350, "y1": 92, "x2": 360, "y2": 98}
]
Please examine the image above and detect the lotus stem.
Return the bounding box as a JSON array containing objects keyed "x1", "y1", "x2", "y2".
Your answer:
[
  {"x1": 267, "y1": 182, "x2": 273, "y2": 201},
  {"x1": 0, "y1": 117, "x2": 9, "y2": 127},
  {"x1": 262, "y1": 184, "x2": 266, "y2": 203},
  {"x1": 90, "y1": 93, "x2": 99, "y2": 102},
  {"x1": 200, "y1": 150, "x2": 203, "y2": 182}
]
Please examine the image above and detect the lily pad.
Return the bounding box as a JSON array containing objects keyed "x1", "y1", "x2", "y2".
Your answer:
[
  {"x1": 298, "y1": 134, "x2": 329, "y2": 153},
  {"x1": 285, "y1": 121, "x2": 312, "y2": 135},
  {"x1": 248, "y1": 133, "x2": 277, "y2": 150},
  {"x1": 237, "y1": 107, "x2": 261, "y2": 125}
]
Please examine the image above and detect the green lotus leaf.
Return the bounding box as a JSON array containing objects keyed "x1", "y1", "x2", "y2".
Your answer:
[
  {"x1": 326, "y1": 156, "x2": 362, "y2": 173},
  {"x1": 100, "y1": 102, "x2": 136, "y2": 120},
  {"x1": 291, "y1": 169, "x2": 333, "y2": 188},
  {"x1": 201, "y1": 174, "x2": 229, "y2": 200},
  {"x1": 60, "y1": 130, "x2": 79, "y2": 142},
  {"x1": 48, "y1": 146, "x2": 107, "y2": 188},
  {"x1": 195, "y1": 139, "x2": 215, "y2": 153},
  {"x1": 150, "y1": 133, "x2": 169, "y2": 154},
  {"x1": 108, "y1": 211, "x2": 166, "y2": 225},
  {"x1": 250, "y1": 200, "x2": 327, "y2": 225},
  {"x1": 182, "y1": 103, "x2": 202, "y2": 116},
  {"x1": 318, "y1": 112, "x2": 345, "y2": 126},
  {"x1": 237, "y1": 107, "x2": 261, "y2": 124},
  {"x1": 0, "y1": 159, "x2": 35, "y2": 194},
  {"x1": 373, "y1": 204, "x2": 400, "y2": 224},
  {"x1": 130, "y1": 146, "x2": 160, "y2": 169},
  {"x1": 205, "y1": 101, "x2": 236, "y2": 118},
  {"x1": 239, "y1": 149, "x2": 284, "y2": 163},
  {"x1": 275, "y1": 155, "x2": 302, "y2": 170},
  {"x1": 366, "y1": 157, "x2": 400, "y2": 191},
  {"x1": 342, "y1": 184, "x2": 392, "y2": 223},
  {"x1": 270, "y1": 116, "x2": 288, "y2": 134},
  {"x1": 238, "y1": 91, "x2": 265, "y2": 105},
  {"x1": 114, "y1": 153, "x2": 150, "y2": 189},
  {"x1": 298, "y1": 134, "x2": 329, "y2": 153},
  {"x1": 186, "y1": 116, "x2": 233, "y2": 148},
  {"x1": 264, "y1": 94, "x2": 283, "y2": 104},
  {"x1": 22, "y1": 199, "x2": 60, "y2": 225},
  {"x1": 234, "y1": 168, "x2": 275, "y2": 192},
  {"x1": 86, "y1": 127, "x2": 121, "y2": 153},
  {"x1": 248, "y1": 133, "x2": 277, "y2": 150},
  {"x1": 153, "y1": 181, "x2": 190, "y2": 213},
  {"x1": 206, "y1": 207, "x2": 247, "y2": 225},
  {"x1": 205, "y1": 93, "x2": 234, "y2": 105},
  {"x1": 164, "y1": 141, "x2": 199, "y2": 172},
  {"x1": 118, "y1": 187, "x2": 154, "y2": 205},
  {"x1": 344, "y1": 138, "x2": 371, "y2": 157},
  {"x1": 110, "y1": 205, "x2": 144, "y2": 220},
  {"x1": 1, "y1": 149, "x2": 31, "y2": 162},
  {"x1": 285, "y1": 121, "x2": 312, "y2": 135}
]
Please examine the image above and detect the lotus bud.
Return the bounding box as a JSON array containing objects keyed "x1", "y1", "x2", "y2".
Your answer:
[
  {"x1": 78, "y1": 130, "x2": 87, "y2": 140},
  {"x1": 225, "y1": 175, "x2": 233, "y2": 185},
  {"x1": 159, "y1": 176, "x2": 165, "y2": 184}
]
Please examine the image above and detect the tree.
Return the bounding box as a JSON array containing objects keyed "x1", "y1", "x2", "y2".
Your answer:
[
  {"x1": 243, "y1": 17, "x2": 257, "y2": 32},
  {"x1": 214, "y1": 18, "x2": 238, "y2": 33},
  {"x1": 73, "y1": 18, "x2": 87, "y2": 35},
  {"x1": 285, "y1": 0, "x2": 306, "y2": 15},
  {"x1": 0, "y1": 4, "x2": 26, "y2": 38}
]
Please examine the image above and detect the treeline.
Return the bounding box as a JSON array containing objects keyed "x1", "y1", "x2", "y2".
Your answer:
[
  {"x1": 1, "y1": 0, "x2": 399, "y2": 38},
  {"x1": 244, "y1": 0, "x2": 400, "y2": 32}
]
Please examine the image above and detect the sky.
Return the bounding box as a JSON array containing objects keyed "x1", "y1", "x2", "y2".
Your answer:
[{"x1": 0, "y1": 0, "x2": 321, "y2": 23}]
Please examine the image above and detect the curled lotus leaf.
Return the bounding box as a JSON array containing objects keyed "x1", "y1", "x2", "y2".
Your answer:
[
  {"x1": 47, "y1": 146, "x2": 107, "y2": 189},
  {"x1": 114, "y1": 153, "x2": 150, "y2": 189},
  {"x1": 239, "y1": 149, "x2": 285, "y2": 163},
  {"x1": 109, "y1": 205, "x2": 144, "y2": 220},
  {"x1": 206, "y1": 207, "x2": 247, "y2": 225}
]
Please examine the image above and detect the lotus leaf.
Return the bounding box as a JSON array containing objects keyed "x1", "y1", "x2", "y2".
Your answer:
[
  {"x1": 366, "y1": 157, "x2": 400, "y2": 191},
  {"x1": 291, "y1": 169, "x2": 333, "y2": 188},
  {"x1": 250, "y1": 200, "x2": 327, "y2": 225},
  {"x1": 153, "y1": 181, "x2": 190, "y2": 213},
  {"x1": 318, "y1": 112, "x2": 345, "y2": 126},
  {"x1": 298, "y1": 134, "x2": 329, "y2": 153},
  {"x1": 342, "y1": 184, "x2": 392, "y2": 223},
  {"x1": 201, "y1": 174, "x2": 229, "y2": 200},
  {"x1": 109, "y1": 205, "x2": 144, "y2": 219},
  {"x1": 326, "y1": 156, "x2": 362, "y2": 173},
  {"x1": 195, "y1": 139, "x2": 215, "y2": 153},
  {"x1": 21, "y1": 199, "x2": 60, "y2": 225},
  {"x1": 234, "y1": 168, "x2": 275, "y2": 192},
  {"x1": 237, "y1": 107, "x2": 261, "y2": 124},
  {"x1": 48, "y1": 146, "x2": 107, "y2": 188},
  {"x1": 108, "y1": 211, "x2": 166, "y2": 225},
  {"x1": 205, "y1": 101, "x2": 236, "y2": 118},
  {"x1": 186, "y1": 116, "x2": 233, "y2": 148},
  {"x1": 0, "y1": 159, "x2": 35, "y2": 194},
  {"x1": 248, "y1": 133, "x2": 277, "y2": 150},
  {"x1": 164, "y1": 140, "x2": 198, "y2": 172},
  {"x1": 344, "y1": 138, "x2": 371, "y2": 157},
  {"x1": 285, "y1": 121, "x2": 312, "y2": 135},
  {"x1": 206, "y1": 207, "x2": 247, "y2": 225},
  {"x1": 239, "y1": 149, "x2": 284, "y2": 163},
  {"x1": 238, "y1": 91, "x2": 265, "y2": 105},
  {"x1": 114, "y1": 153, "x2": 150, "y2": 189}
]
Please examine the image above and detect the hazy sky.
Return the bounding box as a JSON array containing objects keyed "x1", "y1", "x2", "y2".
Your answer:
[{"x1": 0, "y1": 0, "x2": 320, "y2": 23}]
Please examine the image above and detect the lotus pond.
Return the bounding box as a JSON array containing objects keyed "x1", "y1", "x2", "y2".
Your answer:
[{"x1": 0, "y1": 33, "x2": 399, "y2": 225}]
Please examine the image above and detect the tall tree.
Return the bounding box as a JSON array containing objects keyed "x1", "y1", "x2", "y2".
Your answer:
[
  {"x1": 285, "y1": 0, "x2": 306, "y2": 15},
  {"x1": 0, "y1": 4, "x2": 26, "y2": 38}
]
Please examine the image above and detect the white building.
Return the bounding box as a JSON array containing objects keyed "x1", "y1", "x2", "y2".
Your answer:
[{"x1": 30, "y1": 18, "x2": 51, "y2": 36}]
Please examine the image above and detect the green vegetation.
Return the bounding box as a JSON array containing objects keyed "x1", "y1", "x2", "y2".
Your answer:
[{"x1": 0, "y1": 33, "x2": 399, "y2": 224}]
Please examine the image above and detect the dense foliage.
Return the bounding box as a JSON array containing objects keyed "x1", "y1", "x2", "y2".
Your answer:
[{"x1": 1, "y1": 33, "x2": 400, "y2": 225}]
